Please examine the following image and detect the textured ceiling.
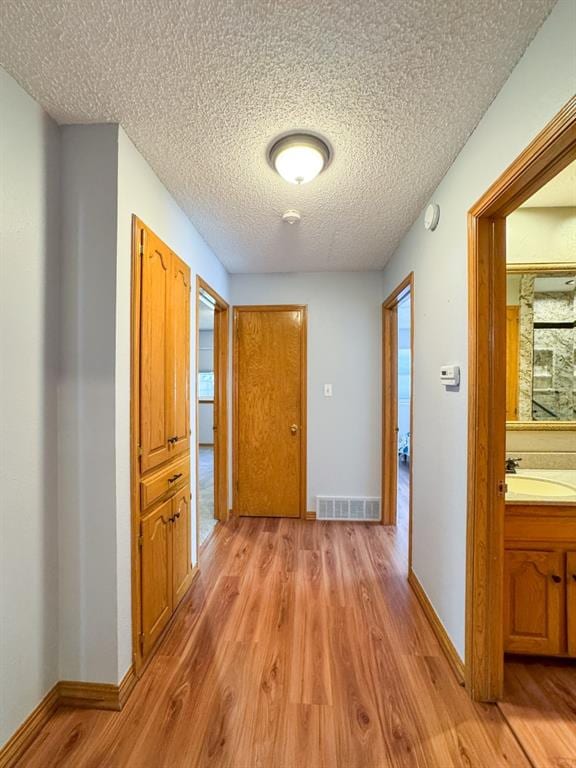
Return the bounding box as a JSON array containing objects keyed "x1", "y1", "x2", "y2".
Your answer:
[{"x1": 0, "y1": 0, "x2": 555, "y2": 273}]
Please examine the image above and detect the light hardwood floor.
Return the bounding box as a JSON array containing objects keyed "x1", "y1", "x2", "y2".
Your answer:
[
  {"x1": 500, "y1": 657, "x2": 576, "y2": 768},
  {"x1": 15, "y1": 498, "x2": 531, "y2": 767}
]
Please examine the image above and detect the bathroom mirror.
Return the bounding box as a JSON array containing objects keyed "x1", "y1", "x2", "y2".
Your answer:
[{"x1": 506, "y1": 263, "x2": 576, "y2": 429}]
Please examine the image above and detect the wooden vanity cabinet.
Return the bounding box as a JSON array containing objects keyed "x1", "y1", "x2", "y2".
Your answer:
[
  {"x1": 504, "y1": 549, "x2": 564, "y2": 656},
  {"x1": 568, "y1": 551, "x2": 576, "y2": 657},
  {"x1": 134, "y1": 217, "x2": 193, "y2": 667},
  {"x1": 504, "y1": 505, "x2": 576, "y2": 658}
]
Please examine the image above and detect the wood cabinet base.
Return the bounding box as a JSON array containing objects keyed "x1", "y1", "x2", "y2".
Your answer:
[{"x1": 504, "y1": 504, "x2": 576, "y2": 658}]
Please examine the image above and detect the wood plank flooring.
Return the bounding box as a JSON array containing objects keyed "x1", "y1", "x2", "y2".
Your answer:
[
  {"x1": 17, "y1": 512, "x2": 530, "y2": 767},
  {"x1": 499, "y1": 657, "x2": 576, "y2": 768}
]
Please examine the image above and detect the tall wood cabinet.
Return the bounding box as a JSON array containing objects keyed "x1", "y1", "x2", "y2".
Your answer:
[{"x1": 132, "y1": 217, "x2": 193, "y2": 667}]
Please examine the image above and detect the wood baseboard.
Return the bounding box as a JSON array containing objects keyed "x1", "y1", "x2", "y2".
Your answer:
[
  {"x1": 408, "y1": 569, "x2": 465, "y2": 684},
  {"x1": 306, "y1": 510, "x2": 316, "y2": 520},
  {"x1": 0, "y1": 684, "x2": 59, "y2": 768},
  {"x1": 0, "y1": 665, "x2": 138, "y2": 767},
  {"x1": 58, "y1": 664, "x2": 136, "y2": 711}
]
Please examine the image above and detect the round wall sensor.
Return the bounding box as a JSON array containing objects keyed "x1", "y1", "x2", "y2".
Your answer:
[
  {"x1": 282, "y1": 209, "x2": 301, "y2": 225},
  {"x1": 424, "y1": 203, "x2": 440, "y2": 231}
]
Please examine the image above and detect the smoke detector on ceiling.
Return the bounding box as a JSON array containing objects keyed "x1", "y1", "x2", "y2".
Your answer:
[{"x1": 282, "y1": 209, "x2": 301, "y2": 225}]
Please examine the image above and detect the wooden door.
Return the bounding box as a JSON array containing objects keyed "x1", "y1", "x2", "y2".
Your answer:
[
  {"x1": 506, "y1": 306, "x2": 520, "y2": 421},
  {"x1": 172, "y1": 484, "x2": 192, "y2": 607},
  {"x1": 141, "y1": 499, "x2": 173, "y2": 656},
  {"x1": 169, "y1": 254, "x2": 190, "y2": 459},
  {"x1": 234, "y1": 306, "x2": 306, "y2": 518},
  {"x1": 504, "y1": 549, "x2": 565, "y2": 655},
  {"x1": 140, "y1": 230, "x2": 172, "y2": 473},
  {"x1": 567, "y1": 551, "x2": 576, "y2": 657}
]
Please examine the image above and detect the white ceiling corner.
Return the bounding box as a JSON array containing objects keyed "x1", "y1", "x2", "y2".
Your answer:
[{"x1": 0, "y1": 0, "x2": 555, "y2": 273}]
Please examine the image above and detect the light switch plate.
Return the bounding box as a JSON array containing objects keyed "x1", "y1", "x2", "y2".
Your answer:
[{"x1": 324, "y1": 384, "x2": 333, "y2": 397}]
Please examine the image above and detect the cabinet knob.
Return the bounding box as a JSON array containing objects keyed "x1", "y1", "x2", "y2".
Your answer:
[
  {"x1": 572, "y1": 574, "x2": 576, "y2": 582},
  {"x1": 551, "y1": 574, "x2": 562, "y2": 584},
  {"x1": 174, "y1": 512, "x2": 180, "y2": 520},
  {"x1": 168, "y1": 436, "x2": 178, "y2": 445},
  {"x1": 168, "y1": 473, "x2": 183, "y2": 484}
]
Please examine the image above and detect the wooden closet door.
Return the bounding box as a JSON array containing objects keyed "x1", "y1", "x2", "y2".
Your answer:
[
  {"x1": 140, "y1": 231, "x2": 172, "y2": 473},
  {"x1": 141, "y1": 498, "x2": 173, "y2": 656},
  {"x1": 171, "y1": 485, "x2": 192, "y2": 608},
  {"x1": 168, "y1": 254, "x2": 190, "y2": 459},
  {"x1": 234, "y1": 306, "x2": 306, "y2": 518}
]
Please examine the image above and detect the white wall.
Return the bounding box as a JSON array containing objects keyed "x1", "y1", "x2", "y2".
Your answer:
[
  {"x1": 507, "y1": 207, "x2": 576, "y2": 264},
  {"x1": 0, "y1": 69, "x2": 60, "y2": 747},
  {"x1": 199, "y1": 403, "x2": 215, "y2": 445},
  {"x1": 380, "y1": 0, "x2": 576, "y2": 660},
  {"x1": 59, "y1": 124, "x2": 120, "y2": 683},
  {"x1": 231, "y1": 272, "x2": 382, "y2": 509},
  {"x1": 116, "y1": 127, "x2": 229, "y2": 677}
]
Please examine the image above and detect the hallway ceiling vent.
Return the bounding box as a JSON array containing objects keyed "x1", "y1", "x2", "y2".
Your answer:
[{"x1": 317, "y1": 496, "x2": 380, "y2": 521}]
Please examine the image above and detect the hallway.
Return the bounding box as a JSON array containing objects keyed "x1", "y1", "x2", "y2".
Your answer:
[
  {"x1": 199, "y1": 445, "x2": 216, "y2": 545},
  {"x1": 17, "y1": 514, "x2": 529, "y2": 768}
]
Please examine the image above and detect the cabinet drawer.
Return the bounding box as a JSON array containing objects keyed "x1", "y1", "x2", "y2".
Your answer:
[{"x1": 141, "y1": 457, "x2": 189, "y2": 510}]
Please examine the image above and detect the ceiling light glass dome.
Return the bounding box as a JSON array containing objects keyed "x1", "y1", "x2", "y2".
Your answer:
[{"x1": 269, "y1": 133, "x2": 331, "y2": 185}]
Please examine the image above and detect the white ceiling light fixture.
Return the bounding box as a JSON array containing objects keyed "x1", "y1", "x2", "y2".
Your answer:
[{"x1": 269, "y1": 133, "x2": 331, "y2": 185}]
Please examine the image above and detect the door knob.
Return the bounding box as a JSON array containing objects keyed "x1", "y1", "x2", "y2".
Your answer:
[{"x1": 290, "y1": 424, "x2": 298, "y2": 435}]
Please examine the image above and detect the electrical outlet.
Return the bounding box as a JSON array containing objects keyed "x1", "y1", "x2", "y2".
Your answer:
[{"x1": 324, "y1": 384, "x2": 332, "y2": 397}]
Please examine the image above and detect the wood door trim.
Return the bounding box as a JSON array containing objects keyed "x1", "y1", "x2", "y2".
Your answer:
[
  {"x1": 130, "y1": 215, "x2": 144, "y2": 674},
  {"x1": 381, "y1": 273, "x2": 414, "y2": 571},
  {"x1": 195, "y1": 276, "x2": 229, "y2": 566},
  {"x1": 232, "y1": 305, "x2": 308, "y2": 519},
  {"x1": 466, "y1": 95, "x2": 576, "y2": 702}
]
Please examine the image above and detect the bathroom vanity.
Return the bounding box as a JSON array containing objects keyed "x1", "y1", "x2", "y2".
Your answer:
[{"x1": 504, "y1": 470, "x2": 576, "y2": 657}]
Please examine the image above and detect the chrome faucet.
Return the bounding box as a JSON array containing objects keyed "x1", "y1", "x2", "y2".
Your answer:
[{"x1": 505, "y1": 457, "x2": 522, "y2": 474}]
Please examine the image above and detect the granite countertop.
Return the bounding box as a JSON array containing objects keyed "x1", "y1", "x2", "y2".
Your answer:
[{"x1": 506, "y1": 468, "x2": 576, "y2": 505}]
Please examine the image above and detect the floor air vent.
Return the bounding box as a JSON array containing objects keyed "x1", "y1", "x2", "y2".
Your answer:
[{"x1": 316, "y1": 496, "x2": 381, "y2": 521}]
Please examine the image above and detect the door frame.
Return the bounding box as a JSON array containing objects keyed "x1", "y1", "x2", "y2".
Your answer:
[
  {"x1": 195, "y1": 276, "x2": 229, "y2": 555},
  {"x1": 232, "y1": 305, "x2": 308, "y2": 519},
  {"x1": 466, "y1": 95, "x2": 576, "y2": 702},
  {"x1": 381, "y1": 274, "x2": 414, "y2": 561}
]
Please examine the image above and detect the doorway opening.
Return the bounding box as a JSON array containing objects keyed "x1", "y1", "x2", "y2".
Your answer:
[
  {"x1": 466, "y1": 94, "x2": 576, "y2": 716},
  {"x1": 382, "y1": 273, "x2": 414, "y2": 567},
  {"x1": 195, "y1": 277, "x2": 229, "y2": 550}
]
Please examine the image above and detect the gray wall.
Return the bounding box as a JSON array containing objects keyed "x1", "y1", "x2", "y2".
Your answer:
[
  {"x1": 0, "y1": 69, "x2": 60, "y2": 747},
  {"x1": 59, "y1": 124, "x2": 120, "y2": 683},
  {"x1": 380, "y1": 0, "x2": 576, "y2": 659},
  {"x1": 231, "y1": 272, "x2": 382, "y2": 510}
]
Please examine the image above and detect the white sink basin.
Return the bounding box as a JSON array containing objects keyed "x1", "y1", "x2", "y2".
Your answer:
[{"x1": 506, "y1": 475, "x2": 576, "y2": 498}]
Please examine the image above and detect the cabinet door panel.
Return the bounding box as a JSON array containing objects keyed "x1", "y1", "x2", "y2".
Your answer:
[
  {"x1": 168, "y1": 254, "x2": 190, "y2": 460},
  {"x1": 141, "y1": 499, "x2": 173, "y2": 656},
  {"x1": 504, "y1": 549, "x2": 564, "y2": 656},
  {"x1": 140, "y1": 233, "x2": 171, "y2": 473},
  {"x1": 172, "y1": 486, "x2": 193, "y2": 607},
  {"x1": 567, "y1": 551, "x2": 576, "y2": 657}
]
